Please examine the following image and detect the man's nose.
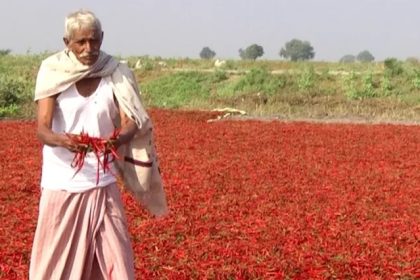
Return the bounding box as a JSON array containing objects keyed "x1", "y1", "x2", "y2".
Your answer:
[{"x1": 85, "y1": 41, "x2": 93, "y2": 52}]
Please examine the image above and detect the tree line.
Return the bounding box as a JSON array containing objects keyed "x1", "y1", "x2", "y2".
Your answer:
[
  {"x1": 1, "y1": 42, "x2": 376, "y2": 62},
  {"x1": 200, "y1": 38, "x2": 375, "y2": 62}
]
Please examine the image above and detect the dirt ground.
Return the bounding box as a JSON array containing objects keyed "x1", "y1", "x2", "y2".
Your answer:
[{"x1": 207, "y1": 108, "x2": 420, "y2": 126}]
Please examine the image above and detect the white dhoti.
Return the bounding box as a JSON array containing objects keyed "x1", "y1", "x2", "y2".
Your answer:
[{"x1": 29, "y1": 183, "x2": 135, "y2": 280}]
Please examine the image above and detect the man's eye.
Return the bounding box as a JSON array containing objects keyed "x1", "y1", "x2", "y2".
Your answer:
[{"x1": 76, "y1": 40, "x2": 86, "y2": 44}]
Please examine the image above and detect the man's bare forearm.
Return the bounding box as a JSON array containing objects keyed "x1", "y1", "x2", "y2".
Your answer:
[{"x1": 37, "y1": 124, "x2": 70, "y2": 148}]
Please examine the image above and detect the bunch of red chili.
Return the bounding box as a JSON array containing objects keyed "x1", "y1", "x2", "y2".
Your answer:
[{"x1": 67, "y1": 129, "x2": 120, "y2": 185}]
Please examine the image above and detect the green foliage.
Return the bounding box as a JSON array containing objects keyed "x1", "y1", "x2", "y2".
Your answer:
[
  {"x1": 383, "y1": 58, "x2": 403, "y2": 76},
  {"x1": 0, "y1": 104, "x2": 19, "y2": 117},
  {"x1": 297, "y1": 66, "x2": 316, "y2": 90},
  {"x1": 239, "y1": 44, "x2": 264, "y2": 60},
  {"x1": 199, "y1": 47, "x2": 216, "y2": 59},
  {"x1": 342, "y1": 72, "x2": 358, "y2": 99},
  {"x1": 361, "y1": 72, "x2": 376, "y2": 98},
  {"x1": 2, "y1": 53, "x2": 420, "y2": 119},
  {"x1": 0, "y1": 49, "x2": 11, "y2": 56},
  {"x1": 223, "y1": 60, "x2": 237, "y2": 70},
  {"x1": 411, "y1": 69, "x2": 420, "y2": 89},
  {"x1": 142, "y1": 61, "x2": 154, "y2": 71},
  {"x1": 0, "y1": 75, "x2": 34, "y2": 117},
  {"x1": 0, "y1": 54, "x2": 43, "y2": 117},
  {"x1": 380, "y1": 74, "x2": 398, "y2": 97},
  {"x1": 142, "y1": 72, "x2": 211, "y2": 108},
  {"x1": 356, "y1": 50, "x2": 375, "y2": 62},
  {"x1": 233, "y1": 68, "x2": 285, "y2": 94},
  {"x1": 279, "y1": 39, "x2": 315, "y2": 61},
  {"x1": 211, "y1": 70, "x2": 228, "y2": 83},
  {"x1": 343, "y1": 71, "x2": 377, "y2": 99}
]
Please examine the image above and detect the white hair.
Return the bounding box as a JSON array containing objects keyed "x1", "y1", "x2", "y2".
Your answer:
[{"x1": 64, "y1": 10, "x2": 102, "y2": 39}]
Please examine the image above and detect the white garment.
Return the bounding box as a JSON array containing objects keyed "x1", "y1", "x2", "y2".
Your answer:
[
  {"x1": 34, "y1": 49, "x2": 168, "y2": 216},
  {"x1": 41, "y1": 78, "x2": 119, "y2": 192}
]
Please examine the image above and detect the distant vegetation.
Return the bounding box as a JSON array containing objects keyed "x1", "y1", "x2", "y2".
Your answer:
[
  {"x1": 1, "y1": 53, "x2": 420, "y2": 122},
  {"x1": 279, "y1": 39, "x2": 315, "y2": 61},
  {"x1": 340, "y1": 51, "x2": 375, "y2": 63},
  {"x1": 0, "y1": 53, "x2": 43, "y2": 117},
  {"x1": 239, "y1": 44, "x2": 264, "y2": 60},
  {"x1": 0, "y1": 49, "x2": 11, "y2": 56},
  {"x1": 340, "y1": 55, "x2": 356, "y2": 63},
  {"x1": 199, "y1": 47, "x2": 216, "y2": 60},
  {"x1": 356, "y1": 50, "x2": 375, "y2": 62}
]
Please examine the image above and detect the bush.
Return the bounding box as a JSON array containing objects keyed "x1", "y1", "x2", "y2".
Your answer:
[
  {"x1": 0, "y1": 49, "x2": 11, "y2": 56},
  {"x1": 343, "y1": 72, "x2": 377, "y2": 100},
  {"x1": 0, "y1": 104, "x2": 19, "y2": 117},
  {"x1": 297, "y1": 66, "x2": 316, "y2": 90},
  {"x1": 0, "y1": 75, "x2": 33, "y2": 117},
  {"x1": 384, "y1": 58, "x2": 403, "y2": 76},
  {"x1": 411, "y1": 70, "x2": 420, "y2": 89},
  {"x1": 234, "y1": 68, "x2": 285, "y2": 94},
  {"x1": 361, "y1": 72, "x2": 376, "y2": 98},
  {"x1": 142, "y1": 72, "x2": 211, "y2": 108},
  {"x1": 380, "y1": 75, "x2": 393, "y2": 96},
  {"x1": 211, "y1": 70, "x2": 228, "y2": 83}
]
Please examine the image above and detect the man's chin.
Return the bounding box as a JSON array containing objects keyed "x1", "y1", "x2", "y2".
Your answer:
[{"x1": 80, "y1": 56, "x2": 99, "y2": 66}]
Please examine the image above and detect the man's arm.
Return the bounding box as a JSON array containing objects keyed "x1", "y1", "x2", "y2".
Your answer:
[
  {"x1": 36, "y1": 96, "x2": 77, "y2": 151},
  {"x1": 114, "y1": 101, "x2": 138, "y2": 149}
]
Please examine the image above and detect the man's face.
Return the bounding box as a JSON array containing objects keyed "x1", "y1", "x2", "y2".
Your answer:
[{"x1": 64, "y1": 28, "x2": 103, "y2": 66}]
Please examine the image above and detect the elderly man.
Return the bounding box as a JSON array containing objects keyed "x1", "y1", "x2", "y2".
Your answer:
[{"x1": 30, "y1": 9, "x2": 167, "y2": 279}]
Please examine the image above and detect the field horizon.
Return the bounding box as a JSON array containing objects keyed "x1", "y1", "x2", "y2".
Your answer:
[{"x1": 1, "y1": 54, "x2": 420, "y2": 124}]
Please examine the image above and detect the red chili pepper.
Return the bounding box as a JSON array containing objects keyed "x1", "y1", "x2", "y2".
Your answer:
[{"x1": 66, "y1": 129, "x2": 120, "y2": 185}]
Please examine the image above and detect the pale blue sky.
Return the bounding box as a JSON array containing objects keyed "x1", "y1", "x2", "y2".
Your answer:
[{"x1": 2, "y1": 0, "x2": 420, "y2": 61}]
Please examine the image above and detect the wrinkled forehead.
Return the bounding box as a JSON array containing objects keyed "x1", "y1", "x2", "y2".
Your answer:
[{"x1": 71, "y1": 27, "x2": 102, "y2": 39}]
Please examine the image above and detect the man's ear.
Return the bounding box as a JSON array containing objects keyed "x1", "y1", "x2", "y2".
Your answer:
[
  {"x1": 98, "y1": 31, "x2": 104, "y2": 47},
  {"x1": 63, "y1": 37, "x2": 69, "y2": 46}
]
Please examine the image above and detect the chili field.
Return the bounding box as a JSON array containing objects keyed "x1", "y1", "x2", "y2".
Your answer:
[{"x1": 0, "y1": 110, "x2": 419, "y2": 279}]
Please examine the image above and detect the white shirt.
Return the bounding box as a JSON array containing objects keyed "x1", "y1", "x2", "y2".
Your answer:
[{"x1": 40, "y1": 78, "x2": 119, "y2": 192}]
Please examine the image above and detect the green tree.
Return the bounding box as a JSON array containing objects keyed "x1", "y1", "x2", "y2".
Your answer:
[
  {"x1": 239, "y1": 44, "x2": 264, "y2": 60},
  {"x1": 0, "y1": 49, "x2": 11, "y2": 56},
  {"x1": 356, "y1": 50, "x2": 375, "y2": 62},
  {"x1": 199, "y1": 47, "x2": 216, "y2": 59},
  {"x1": 339, "y1": 54, "x2": 356, "y2": 63},
  {"x1": 279, "y1": 39, "x2": 315, "y2": 61}
]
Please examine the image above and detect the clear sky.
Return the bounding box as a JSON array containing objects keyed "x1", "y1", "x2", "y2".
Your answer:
[{"x1": 2, "y1": 0, "x2": 420, "y2": 61}]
